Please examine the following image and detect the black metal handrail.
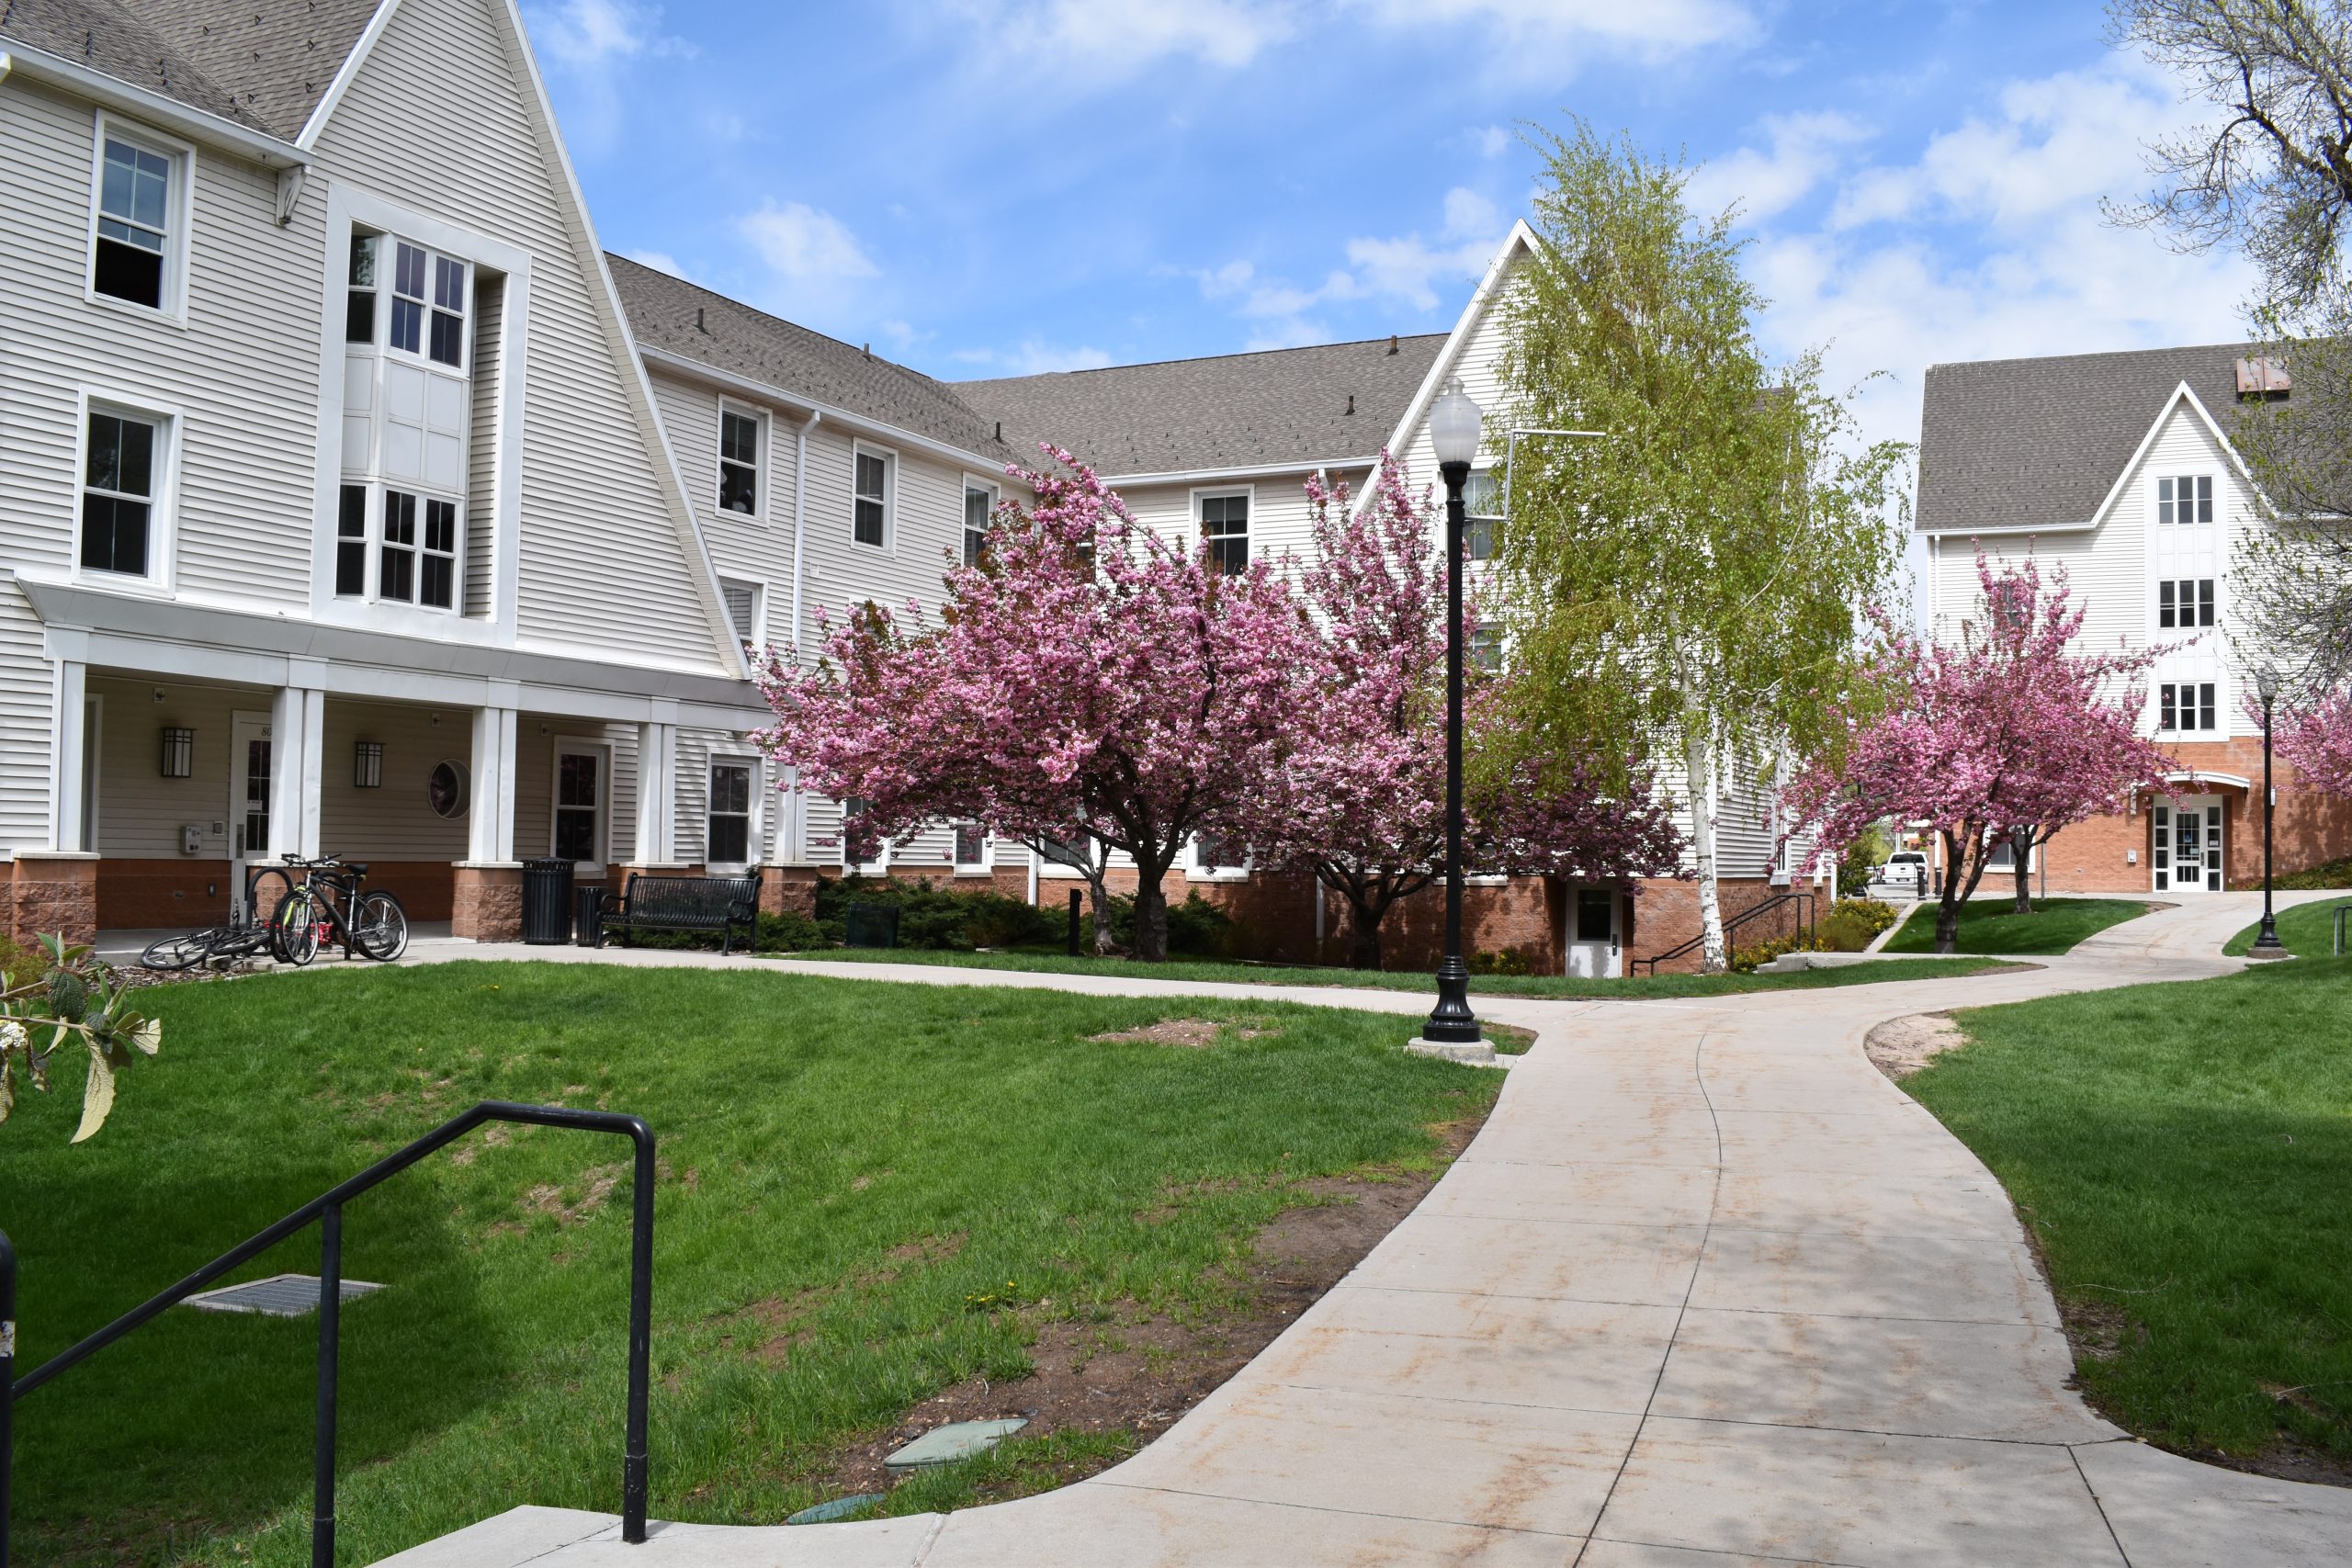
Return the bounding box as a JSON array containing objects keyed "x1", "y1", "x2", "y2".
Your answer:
[
  {"x1": 1, "y1": 1101, "x2": 655, "y2": 1567},
  {"x1": 1631, "y1": 890, "x2": 1816, "y2": 976}
]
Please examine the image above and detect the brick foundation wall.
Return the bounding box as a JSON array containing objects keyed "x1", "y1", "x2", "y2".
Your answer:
[
  {"x1": 451, "y1": 863, "x2": 524, "y2": 942},
  {"x1": 7, "y1": 854, "x2": 99, "y2": 949},
  {"x1": 1619, "y1": 875, "x2": 1794, "y2": 974}
]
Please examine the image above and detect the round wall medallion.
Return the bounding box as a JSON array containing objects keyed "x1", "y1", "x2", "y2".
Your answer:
[{"x1": 429, "y1": 759, "x2": 470, "y2": 819}]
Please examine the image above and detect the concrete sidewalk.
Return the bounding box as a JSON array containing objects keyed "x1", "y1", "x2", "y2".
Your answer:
[{"x1": 381, "y1": 894, "x2": 2352, "y2": 1567}]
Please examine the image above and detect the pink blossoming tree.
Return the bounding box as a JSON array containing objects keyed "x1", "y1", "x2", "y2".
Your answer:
[
  {"x1": 1785, "y1": 552, "x2": 2177, "y2": 952},
  {"x1": 2274, "y1": 693, "x2": 2352, "y2": 802},
  {"x1": 1240, "y1": 457, "x2": 1684, "y2": 969},
  {"x1": 753, "y1": 450, "x2": 1317, "y2": 962}
]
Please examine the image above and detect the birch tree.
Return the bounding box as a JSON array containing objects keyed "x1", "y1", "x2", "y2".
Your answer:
[{"x1": 1489, "y1": 122, "x2": 1909, "y2": 970}]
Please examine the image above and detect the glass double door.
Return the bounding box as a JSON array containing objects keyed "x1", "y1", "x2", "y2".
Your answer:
[{"x1": 2152, "y1": 796, "x2": 2222, "y2": 893}]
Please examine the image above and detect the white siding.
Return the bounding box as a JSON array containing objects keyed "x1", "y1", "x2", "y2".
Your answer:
[{"x1": 308, "y1": 0, "x2": 727, "y2": 671}]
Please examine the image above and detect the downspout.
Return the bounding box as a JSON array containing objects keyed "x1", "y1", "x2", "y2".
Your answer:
[{"x1": 787, "y1": 410, "x2": 820, "y2": 863}]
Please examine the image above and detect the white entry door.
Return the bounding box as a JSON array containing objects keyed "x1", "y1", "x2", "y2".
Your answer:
[
  {"x1": 229, "y1": 711, "x2": 273, "y2": 919},
  {"x1": 2153, "y1": 795, "x2": 2223, "y2": 893},
  {"x1": 1566, "y1": 886, "x2": 1621, "y2": 977}
]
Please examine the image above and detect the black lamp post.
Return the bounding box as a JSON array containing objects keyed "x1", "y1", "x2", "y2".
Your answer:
[
  {"x1": 1420, "y1": 378, "x2": 1485, "y2": 1048},
  {"x1": 2255, "y1": 663, "x2": 2284, "y2": 953}
]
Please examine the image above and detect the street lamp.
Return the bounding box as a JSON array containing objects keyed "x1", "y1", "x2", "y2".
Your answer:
[
  {"x1": 1414, "y1": 378, "x2": 1487, "y2": 1055},
  {"x1": 2255, "y1": 663, "x2": 2285, "y2": 953}
]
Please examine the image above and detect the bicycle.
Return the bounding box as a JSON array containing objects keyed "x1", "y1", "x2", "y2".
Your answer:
[
  {"x1": 140, "y1": 864, "x2": 302, "y2": 971},
  {"x1": 269, "y1": 854, "x2": 409, "y2": 966}
]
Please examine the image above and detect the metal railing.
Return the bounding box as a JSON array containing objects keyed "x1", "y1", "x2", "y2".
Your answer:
[
  {"x1": 1631, "y1": 890, "x2": 1817, "y2": 976},
  {"x1": 1, "y1": 1101, "x2": 656, "y2": 1567}
]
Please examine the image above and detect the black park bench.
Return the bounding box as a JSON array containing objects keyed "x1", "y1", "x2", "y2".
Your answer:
[{"x1": 596, "y1": 870, "x2": 763, "y2": 954}]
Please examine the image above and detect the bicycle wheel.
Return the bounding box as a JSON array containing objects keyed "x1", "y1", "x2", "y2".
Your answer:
[
  {"x1": 352, "y1": 889, "x2": 410, "y2": 962},
  {"x1": 271, "y1": 891, "x2": 322, "y2": 966},
  {"x1": 142, "y1": 931, "x2": 224, "y2": 971}
]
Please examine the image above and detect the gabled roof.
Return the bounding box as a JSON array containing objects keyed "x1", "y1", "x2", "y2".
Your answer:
[
  {"x1": 610, "y1": 254, "x2": 1014, "y2": 464},
  {"x1": 1917, "y1": 343, "x2": 2255, "y2": 534},
  {"x1": 0, "y1": 0, "x2": 382, "y2": 141},
  {"x1": 958, "y1": 333, "x2": 1445, "y2": 477}
]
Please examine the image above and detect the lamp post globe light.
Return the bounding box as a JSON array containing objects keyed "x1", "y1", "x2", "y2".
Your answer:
[
  {"x1": 2255, "y1": 662, "x2": 2285, "y2": 953},
  {"x1": 1409, "y1": 378, "x2": 1490, "y2": 1061}
]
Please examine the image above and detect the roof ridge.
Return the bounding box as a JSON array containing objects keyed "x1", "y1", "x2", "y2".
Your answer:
[
  {"x1": 955, "y1": 332, "x2": 1449, "y2": 385},
  {"x1": 1927, "y1": 341, "x2": 2256, "y2": 374}
]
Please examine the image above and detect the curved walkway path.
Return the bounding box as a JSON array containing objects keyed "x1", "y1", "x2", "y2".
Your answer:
[{"x1": 386, "y1": 894, "x2": 2352, "y2": 1567}]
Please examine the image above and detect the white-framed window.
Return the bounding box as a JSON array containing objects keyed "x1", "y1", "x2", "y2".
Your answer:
[
  {"x1": 853, "y1": 445, "x2": 893, "y2": 549},
  {"x1": 552, "y1": 739, "x2": 609, "y2": 869},
  {"x1": 1197, "y1": 489, "x2": 1250, "y2": 574},
  {"x1": 337, "y1": 226, "x2": 472, "y2": 615},
  {"x1": 707, "y1": 758, "x2": 757, "y2": 868},
  {"x1": 1469, "y1": 625, "x2": 1504, "y2": 674},
  {"x1": 1190, "y1": 832, "x2": 1248, "y2": 879},
  {"x1": 718, "y1": 403, "x2": 762, "y2": 517},
  {"x1": 953, "y1": 820, "x2": 989, "y2": 871},
  {"x1": 1036, "y1": 827, "x2": 1091, "y2": 878},
  {"x1": 1464, "y1": 469, "x2": 1503, "y2": 562},
  {"x1": 840, "y1": 795, "x2": 888, "y2": 872},
  {"x1": 86, "y1": 118, "x2": 191, "y2": 319},
  {"x1": 2157, "y1": 474, "x2": 2213, "y2": 525},
  {"x1": 718, "y1": 575, "x2": 764, "y2": 654},
  {"x1": 963, "y1": 479, "x2": 998, "y2": 568},
  {"x1": 2158, "y1": 578, "x2": 2215, "y2": 629},
  {"x1": 2157, "y1": 682, "x2": 2218, "y2": 732},
  {"x1": 76, "y1": 396, "x2": 176, "y2": 587}
]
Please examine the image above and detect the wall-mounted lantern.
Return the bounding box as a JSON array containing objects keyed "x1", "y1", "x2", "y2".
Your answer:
[
  {"x1": 160, "y1": 727, "x2": 195, "y2": 779},
  {"x1": 355, "y1": 739, "x2": 385, "y2": 789}
]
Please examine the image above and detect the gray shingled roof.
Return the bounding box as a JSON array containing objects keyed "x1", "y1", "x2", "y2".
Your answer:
[
  {"x1": 956, "y1": 333, "x2": 1447, "y2": 476},
  {"x1": 1917, "y1": 342, "x2": 2254, "y2": 534},
  {"x1": 610, "y1": 254, "x2": 1014, "y2": 462},
  {"x1": 0, "y1": 0, "x2": 380, "y2": 141}
]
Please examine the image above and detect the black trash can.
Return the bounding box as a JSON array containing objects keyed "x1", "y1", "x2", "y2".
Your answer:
[
  {"x1": 844, "y1": 901, "x2": 899, "y2": 949},
  {"x1": 574, "y1": 885, "x2": 609, "y2": 948},
  {"x1": 520, "y1": 857, "x2": 576, "y2": 945}
]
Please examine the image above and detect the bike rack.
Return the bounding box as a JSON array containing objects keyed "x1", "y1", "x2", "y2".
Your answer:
[{"x1": 0, "y1": 1101, "x2": 655, "y2": 1566}]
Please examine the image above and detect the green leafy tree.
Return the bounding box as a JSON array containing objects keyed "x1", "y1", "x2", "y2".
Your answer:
[
  {"x1": 1, "y1": 933, "x2": 162, "y2": 1142},
  {"x1": 1489, "y1": 122, "x2": 1910, "y2": 970}
]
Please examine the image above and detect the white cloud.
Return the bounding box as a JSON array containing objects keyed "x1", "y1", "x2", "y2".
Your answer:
[
  {"x1": 1197, "y1": 185, "x2": 1509, "y2": 343},
  {"x1": 944, "y1": 0, "x2": 1297, "y2": 73},
  {"x1": 739, "y1": 201, "x2": 880, "y2": 285},
  {"x1": 1685, "y1": 110, "x2": 1871, "y2": 227},
  {"x1": 522, "y1": 1, "x2": 695, "y2": 152},
  {"x1": 623, "y1": 248, "x2": 691, "y2": 279},
  {"x1": 1342, "y1": 0, "x2": 1755, "y2": 67},
  {"x1": 1474, "y1": 124, "x2": 1512, "y2": 158}
]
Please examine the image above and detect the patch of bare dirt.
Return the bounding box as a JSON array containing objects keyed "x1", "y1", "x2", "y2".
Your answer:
[
  {"x1": 1086, "y1": 1018, "x2": 1223, "y2": 1047},
  {"x1": 813, "y1": 1107, "x2": 1491, "y2": 1500},
  {"x1": 1864, "y1": 1012, "x2": 1965, "y2": 1079}
]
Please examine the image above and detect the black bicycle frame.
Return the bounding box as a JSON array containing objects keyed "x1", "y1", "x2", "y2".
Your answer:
[{"x1": 1, "y1": 1102, "x2": 655, "y2": 1566}]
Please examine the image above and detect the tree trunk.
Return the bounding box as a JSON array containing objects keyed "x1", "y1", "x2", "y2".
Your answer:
[
  {"x1": 1683, "y1": 728, "x2": 1728, "y2": 972},
  {"x1": 1085, "y1": 871, "x2": 1116, "y2": 956},
  {"x1": 1132, "y1": 873, "x2": 1170, "y2": 962},
  {"x1": 1348, "y1": 903, "x2": 1385, "y2": 969},
  {"x1": 1935, "y1": 829, "x2": 1965, "y2": 954},
  {"x1": 2011, "y1": 827, "x2": 2035, "y2": 916}
]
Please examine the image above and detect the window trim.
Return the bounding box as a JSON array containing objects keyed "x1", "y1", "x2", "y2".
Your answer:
[
  {"x1": 1188, "y1": 832, "x2": 1250, "y2": 882},
  {"x1": 1192, "y1": 483, "x2": 1253, "y2": 575},
  {"x1": 2154, "y1": 470, "x2": 2218, "y2": 527},
  {"x1": 705, "y1": 753, "x2": 761, "y2": 873},
  {"x1": 1464, "y1": 468, "x2": 1504, "y2": 562},
  {"x1": 83, "y1": 113, "x2": 195, "y2": 325},
  {"x1": 716, "y1": 573, "x2": 767, "y2": 655},
  {"x1": 851, "y1": 440, "x2": 897, "y2": 553},
  {"x1": 717, "y1": 398, "x2": 766, "y2": 522},
  {"x1": 952, "y1": 819, "x2": 992, "y2": 873},
  {"x1": 550, "y1": 735, "x2": 613, "y2": 875},
  {"x1": 840, "y1": 795, "x2": 889, "y2": 873},
  {"x1": 70, "y1": 388, "x2": 183, "y2": 593},
  {"x1": 961, "y1": 475, "x2": 1001, "y2": 570}
]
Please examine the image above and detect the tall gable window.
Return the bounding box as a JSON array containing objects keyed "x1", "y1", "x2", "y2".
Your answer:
[
  {"x1": 2158, "y1": 682, "x2": 2217, "y2": 732},
  {"x1": 1200, "y1": 491, "x2": 1249, "y2": 574},
  {"x1": 2157, "y1": 474, "x2": 2213, "y2": 525},
  {"x1": 719, "y1": 407, "x2": 761, "y2": 515},
  {"x1": 964, "y1": 481, "x2": 996, "y2": 567},
  {"x1": 2159, "y1": 578, "x2": 2215, "y2": 629},
  {"x1": 80, "y1": 406, "x2": 166, "y2": 579},
  {"x1": 1464, "y1": 470, "x2": 1503, "y2": 561},
  {"x1": 854, "y1": 447, "x2": 891, "y2": 548},
  {"x1": 337, "y1": 228, "x2": 475, "y2": 615},
  {"x1": 89, "y1": 126, "x2": 187, "y2": 314}
]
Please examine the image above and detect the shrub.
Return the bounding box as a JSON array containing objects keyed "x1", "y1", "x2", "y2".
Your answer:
[
  {"x1": 814, "y1": 874, "x2": 1060, "y2": 951},
  {"x1": 621, "y1": 908, "x2": 827, "y2": 954},
  {"x1": 1817, "y1": 897, "x2": 1897, "y2": 952},
  {"x1": 1080, "y1": 891, "x2": 1238, "y2": 958},
  {"x1": 1466, "y1": 947, "x2": 1535, "y2": 976},
  {"x1": 1731, "y1": 931, "x2": 1823, "y2": 973}
]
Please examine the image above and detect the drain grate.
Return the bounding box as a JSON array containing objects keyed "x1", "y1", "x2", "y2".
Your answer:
[{"x1": 182, "y1": 1273, "x2": 384, "y2": 1318}]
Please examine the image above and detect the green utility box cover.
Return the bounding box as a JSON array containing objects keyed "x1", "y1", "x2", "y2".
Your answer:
[{"x1": 882, "y1": 1417, "x2": 1027, "y2": 1469}]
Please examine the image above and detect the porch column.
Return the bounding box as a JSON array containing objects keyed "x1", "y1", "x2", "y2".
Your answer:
[
  {"x1": 268, "y1": 674, "x2": 325, "y2": 860},
  {"x1": 47, "y1": 657, "x2": 88, "y2": 853},
  {"x1": 633, "y1": 720, "x2": 677, "y2": 864},
  {"x1": 468, "y1": 702, "x2": 519, "y2": 863}
]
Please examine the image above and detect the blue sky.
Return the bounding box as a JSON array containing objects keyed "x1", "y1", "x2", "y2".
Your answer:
[{"x1": 522, "y1": 0, "x2": 2256, "y2": 457}]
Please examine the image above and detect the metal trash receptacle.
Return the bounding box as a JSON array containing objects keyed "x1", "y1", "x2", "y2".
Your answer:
[
  {"x1": 520, "y1": 857, "x2": 576, "y2": 945},
  {"x1": 843, "y1": 901, "x2": 899, "y2": 949},
  {"x1": 574, "y1": 885, "x2": 609, "y2": 947}
]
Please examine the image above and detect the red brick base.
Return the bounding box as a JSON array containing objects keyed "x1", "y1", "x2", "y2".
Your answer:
[
  {"x1": 451, "y1": 863, "x2": 524, "y2": 942},
  {"x1": 7, "y1": 853, "x2": 99, "y2": 949}
]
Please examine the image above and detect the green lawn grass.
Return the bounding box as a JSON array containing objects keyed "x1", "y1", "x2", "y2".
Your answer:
[
  {"x1": 1881, "y1": 897, "x2": 2149, "y2": 955},
  {"x1": 5, "y1": 962, "x2": 1490, "y2": 1565},
  {"x1": 2223, "y1": 897, "x2": 2352, "y2": 956},
  {"x1": 1907, "y1": 959, "x2": 2352, "y2": 1465},
  {"x1": 770, "y1": 947, "x2": 2023, "y2": 997}
]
